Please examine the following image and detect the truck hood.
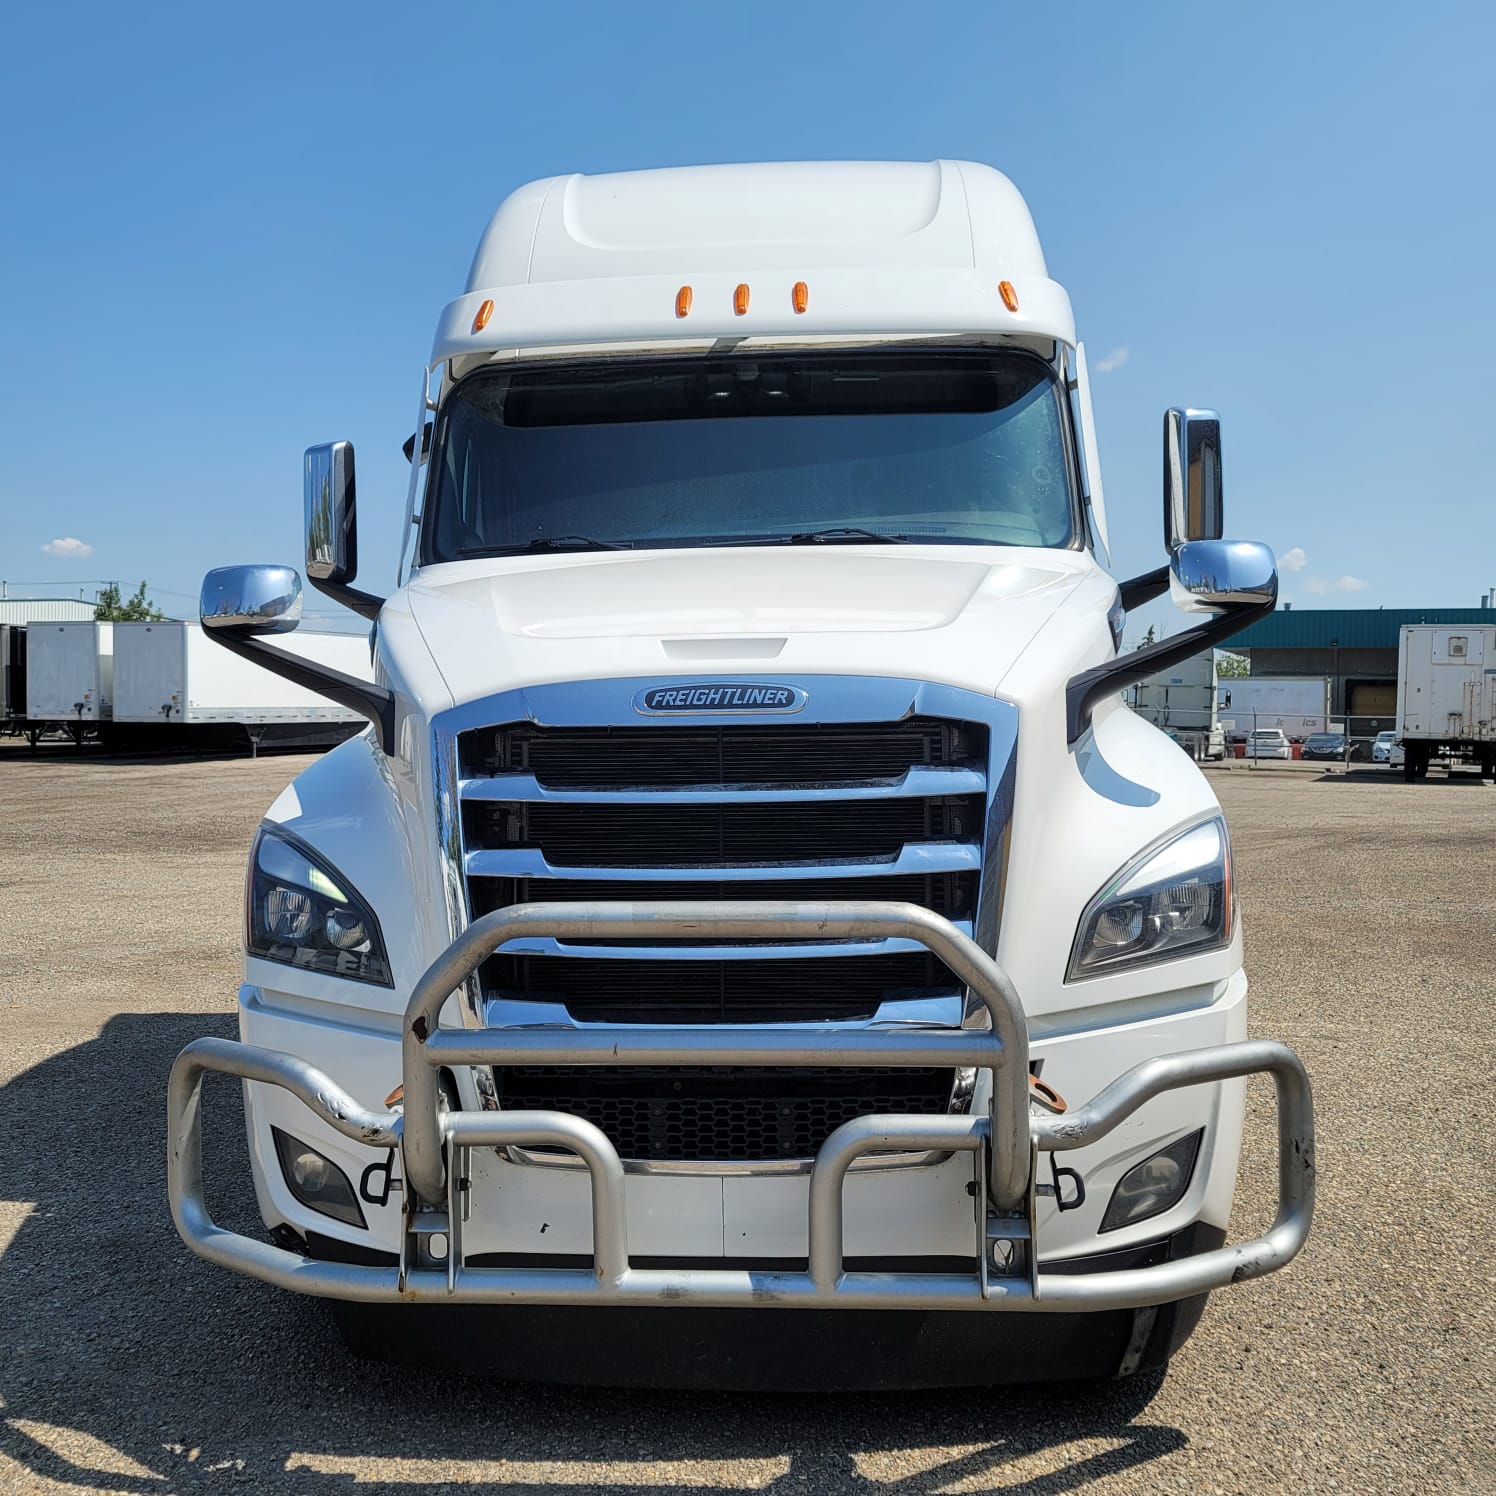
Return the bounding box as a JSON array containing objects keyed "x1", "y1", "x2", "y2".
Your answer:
[{"x1": 402, "y1": 545, "x2": 1104, "y2": 708}]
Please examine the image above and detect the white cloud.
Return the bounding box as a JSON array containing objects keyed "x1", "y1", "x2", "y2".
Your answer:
[
  {"x1": 1094, "y1": 346, "x2": 1129, "y2": 374},
  {"x1": 1279, "y1": 546, "x2": 1307, "y2": 572},
  {"x1": 41, "y1": 537, "x2": 94, "y2": 558},
  {"x1": 1304, "y1": 573, "x2": 1369, "y2": 596}
]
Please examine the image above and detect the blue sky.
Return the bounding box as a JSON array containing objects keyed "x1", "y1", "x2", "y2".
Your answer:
[{"x1": 1, "y1": 2, "x2": 1491, "y2": 633}]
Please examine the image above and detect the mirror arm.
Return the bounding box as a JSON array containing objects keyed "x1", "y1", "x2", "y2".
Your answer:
[
  {"x1": 308, "y1": 577, "x2": 384, "y2": 622},
  {"x1": 1066, "y1": 595, "x2": 1274, "y2": 745},
  {"x1": 205, "y1": 630, "x2": 396, "y2": 753},
  {"x1": 1117, "y1": 565, "x2": 1171, "y2": 611}
]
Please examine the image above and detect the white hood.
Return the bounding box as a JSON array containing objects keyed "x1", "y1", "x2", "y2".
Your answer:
[{"x1": 400, "y1": 545, "x2": 1108, "y2": 709}]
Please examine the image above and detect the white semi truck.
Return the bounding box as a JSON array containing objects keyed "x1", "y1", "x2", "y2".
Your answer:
[
  {"x1": 1396, "y1": 623, "x2": 1496, "y2": 780},
  {"x1": 169, "y1": 160, "x2": 1314, "y2": 1388}
]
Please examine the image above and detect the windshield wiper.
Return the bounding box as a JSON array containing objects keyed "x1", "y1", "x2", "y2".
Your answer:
[
  {"x1": 460, "y1": 535, "x2": 630, "y2": 556},
  {"x1": 786, "y1": 527, "x2": 911, "y2": 545}
]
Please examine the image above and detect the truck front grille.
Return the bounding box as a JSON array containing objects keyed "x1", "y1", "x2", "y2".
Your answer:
[
  {"x1": 454, "y1": 702, "x2": 998, "y2": 1163},
  {"x1": 499, "y1": 1065, "x2": 953, "y2": 1163}
]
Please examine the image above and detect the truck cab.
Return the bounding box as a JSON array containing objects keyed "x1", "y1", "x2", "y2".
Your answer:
[{"x1": 170, "y1": 160, "x2": 1313, "y2": 1388}]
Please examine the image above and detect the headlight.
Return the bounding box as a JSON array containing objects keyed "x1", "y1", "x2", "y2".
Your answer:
[
  {"x1": 1066, "y1": 816, "x2": 1232, "y2": 980},
  {"x1": 247, "y1": 824, "x2": 393, "y2": 986}
]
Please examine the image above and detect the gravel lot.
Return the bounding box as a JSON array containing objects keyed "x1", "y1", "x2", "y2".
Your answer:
[{"x1": 0, "y1": 745, "x2": 1491, "y2": 1493}]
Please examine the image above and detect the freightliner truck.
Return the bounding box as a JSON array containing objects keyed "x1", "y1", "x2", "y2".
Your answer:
[{"x1": 170, "y1": 160, "x2": 1315, "y2": 1388}]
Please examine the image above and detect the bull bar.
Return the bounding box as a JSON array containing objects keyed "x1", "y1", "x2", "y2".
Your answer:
[{"x1": 168, "y1": 901, "x2": 1315, "y2": 1310}]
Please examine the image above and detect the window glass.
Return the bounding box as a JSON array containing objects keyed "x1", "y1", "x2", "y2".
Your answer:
[{"x1": 423, "y1": 351, "x2": 1076, "y2": 560}]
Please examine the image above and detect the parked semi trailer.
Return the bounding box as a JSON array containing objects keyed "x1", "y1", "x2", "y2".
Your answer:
[
  {"x1": 1396, "y1": 623, "x2": 1496, "y2": 780},
  {"x1": 0, "y1": 624, "x2": 24, "y2": 733},
  {"x1": 24, "y1": 621, "x2": 112, "y2": 744},
  {"x1": 1217, "y1": 675, "x2": 1330, "y2": 742},
  {"x1": 1128, "y1": 648, "x2": 1226, "y2": 760},
  {"x1": 168, "y1": 160, "x2": 1314, "y2": 1389},
  {"x1": 112, "y1": 620, "x2": 370, "y2": 753}
]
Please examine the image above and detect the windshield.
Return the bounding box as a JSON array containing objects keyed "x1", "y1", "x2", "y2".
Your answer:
[
  {"x1": 1306, "y1": 735, "x2": 1340, "y2": 747},
  {"x1": 421, "y1": 351, "x2": 1077, "y2": 561}
]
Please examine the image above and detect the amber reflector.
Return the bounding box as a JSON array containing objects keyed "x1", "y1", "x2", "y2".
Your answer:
[
  {"x1": 734, "y1": 283, "x2": 750, "y2": 316},
  {"x1": 472, "y1": 298, "x2": 495, "y2": 333},
  {"x1": 675, "y1": 285, "x2": 693, "y2": 318},
  {"x1": 998, "y1": 281, "x2": 1019, "y2": 313},
  {"x1": 792, "y1": 281, "x2": 809, "y2": 314}
]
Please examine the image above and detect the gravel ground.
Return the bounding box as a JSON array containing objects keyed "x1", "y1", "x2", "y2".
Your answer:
[{"x1": 0, "y1": 744, "x2": 1491, "y2": 1493}]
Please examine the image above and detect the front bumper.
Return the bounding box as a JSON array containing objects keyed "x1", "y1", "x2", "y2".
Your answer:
[{"x1": 169, "y1": 901, "x2": 1315, "y2": 1311}]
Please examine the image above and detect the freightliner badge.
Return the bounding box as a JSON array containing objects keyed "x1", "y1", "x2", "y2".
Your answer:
[{"x1": 633, "y1": 683, "x2": 808, "y2": 714}]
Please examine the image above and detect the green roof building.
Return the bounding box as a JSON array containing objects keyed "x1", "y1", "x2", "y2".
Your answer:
[{"x1": 1230, "y1": 606, "x2": 1495, "y2": 719}]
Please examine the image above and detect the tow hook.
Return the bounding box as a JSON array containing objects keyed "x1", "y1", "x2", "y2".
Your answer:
[{"x1": 1028, "y1": 1075, "x2": 1085, "y2": 1210}]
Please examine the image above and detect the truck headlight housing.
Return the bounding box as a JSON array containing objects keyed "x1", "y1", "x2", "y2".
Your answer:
[
  {"x1": 247, "y1": 824, "x2": 393, "y2": 987},
  {"x1": 1067, "y1": 816, "x2": 1232, "y2": 981}
]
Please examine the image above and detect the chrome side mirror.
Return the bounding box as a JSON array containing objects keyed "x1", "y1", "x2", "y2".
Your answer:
[
  {"x1": 1169, "y1": 539, "x2": 1277, "y2": 615},
  {"x1": 200, "y1": 565, "x2": 303, "y2": 634},
  {"x1": 306, "y1": 441, "x2": 357, "y2": 584},
  {"x1": 1164, "y1": 409, "x2": 1224, "y2": 552}
]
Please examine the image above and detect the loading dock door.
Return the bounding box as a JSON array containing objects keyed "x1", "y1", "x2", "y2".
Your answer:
[{"x1": 1348, "y1": 681, "x2": 1396, "y2": 716}]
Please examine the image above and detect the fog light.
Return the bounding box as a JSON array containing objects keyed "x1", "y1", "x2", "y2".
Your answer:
[
  {"x1": 272, "y1": 1127, "x2": 366, "y2": 1229},
  {"x1": 1099, "y1": 1129, "x2": 1203, "y2": 1233}
]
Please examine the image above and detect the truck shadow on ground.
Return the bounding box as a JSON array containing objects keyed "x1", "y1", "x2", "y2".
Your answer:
[{"x1": 0, "y1": 1015, "x2": 1186, "y2": 1494}]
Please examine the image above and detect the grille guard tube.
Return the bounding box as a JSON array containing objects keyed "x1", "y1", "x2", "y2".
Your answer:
[
  {"x1": 168, "y1": 901, "x2": 1316, "y2": 1311},
  {"x1": 400, "y1": 901, "x2": 1032, "y2": 1212}
]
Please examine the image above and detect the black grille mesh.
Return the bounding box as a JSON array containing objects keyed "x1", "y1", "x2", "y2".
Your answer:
[
  {"x1": 469, "y1": 871, "x2": 976, "y2": 923},
  {"x1": 461, "y1": 716, "x2": 985, "y2": 786},
  {"x1": 484, "y1": 950, "x2": 953, "y2": 1023},
  {"x1": 496, "y1": 1065, "x2": 952, "y2": 1163},
  {"x1": 463, "y1": 796, "x2": 980, "y2": 867}
]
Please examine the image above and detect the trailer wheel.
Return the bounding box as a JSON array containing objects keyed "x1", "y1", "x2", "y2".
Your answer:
[{"x1": 1402, "y1": 757, "x2": 1416, "y2": 782}]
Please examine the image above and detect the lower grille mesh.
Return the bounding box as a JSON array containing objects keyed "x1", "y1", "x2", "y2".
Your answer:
[{"x1": 496, "y1": 1065, "x2": 953, "y2": 1163}]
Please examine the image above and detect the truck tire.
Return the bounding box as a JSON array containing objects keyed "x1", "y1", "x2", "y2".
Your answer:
[{"x1": 1403, "y1": 756, "x2": 1417, "y2": 782}]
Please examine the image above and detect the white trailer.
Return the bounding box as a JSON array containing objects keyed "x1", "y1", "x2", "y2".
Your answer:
[
  {"x1": 1395, "y1": 623, "x2": 1496, "y2": 780},
  {"x1": 1128, "y1": 648, "x2": 1225, "y2": 759},
  {"x1": 112, "y1": 621, "x2": 371, "y2": 750},
  {"x1": 1217, "y1": 675, "x2": 1330, "y2": 742},
  {"x1": 24, "y1": 621, "x2": 113, "y2": 741}
]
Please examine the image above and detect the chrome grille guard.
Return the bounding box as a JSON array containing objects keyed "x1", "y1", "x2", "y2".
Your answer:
[{"x1": 168, "y1": 901, "x2": 1315, "y2": 1310}]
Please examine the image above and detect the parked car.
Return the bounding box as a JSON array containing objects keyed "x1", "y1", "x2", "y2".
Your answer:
[
  {"x1": 1245, "y1": 727, "x2": 1292, "y2": 759},
  {"x1": 1302, "y1": 732, "x2": 1361, "y2": 762},
  {"x1": 1372, "y1": 730, "x2": 1398, "y2": 764}
]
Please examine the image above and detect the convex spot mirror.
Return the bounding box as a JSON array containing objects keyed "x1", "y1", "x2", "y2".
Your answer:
[
  {"x1": 306, "y1": 441, "x2": 358, "y2": 585},
  {"x1": 201, "y1": 565, "x2": 303, "y2": 634},
  {"x1": 1169, "y1": 539, "x2": 1277, "y2": 615},
  {"x1": 1164, "y1": 408, "x2": 1224, "y2": 551}
]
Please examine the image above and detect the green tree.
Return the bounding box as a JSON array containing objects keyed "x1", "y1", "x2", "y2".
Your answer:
[
  {"x1": 1217, "y1": 651, "x2": 1250, "y2": 678},
  {"x1": 95, "y1": 581, "x2": 166, "y2": 621},
  {"x1": 1133, "y1": 624, "x2": 1157, "y2": 650}
]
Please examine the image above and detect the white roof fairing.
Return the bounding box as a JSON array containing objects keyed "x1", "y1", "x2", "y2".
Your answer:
[{"x1": 435, "y1": 160, "x2": 1076, "y2": 364}]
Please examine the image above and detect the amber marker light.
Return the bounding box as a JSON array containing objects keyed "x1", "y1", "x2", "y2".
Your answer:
[
  {"x1": 734, "y1": 283, "x2": 750, "y2": 316},
  {"x1": 998, "y1": 280, "x2": 1019, "y2": 313},
  {"x1": 472, "y1": 298, "x2": 495, "y2": 333},
  {"x1": 675, "y1": 285, "x2": 693, "y2": 317},
  {"x1": 792, "y1": 281, "x2": 809, "y2": 314}
]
